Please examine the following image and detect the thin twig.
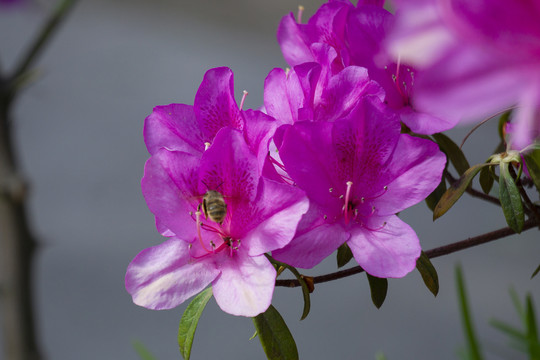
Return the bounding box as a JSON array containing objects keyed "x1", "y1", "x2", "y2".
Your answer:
[
  {"x1": 275, "y1": 218, "x2": 539, "y2": 288},
  {"x1": 460, "y1": 107, "x2": 515, "y2": 149},
  {"x1": 11, "y1": 0, "x2": 78, "y2": 82}
]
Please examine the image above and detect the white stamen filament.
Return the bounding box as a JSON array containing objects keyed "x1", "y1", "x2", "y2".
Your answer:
[
  {"x1": 344, "y1": 181, "x2": 353, "y2": 225},
  {"x1": 297, "y1": 5, "x2": 304, "y2": 23},
  {"x1": 196, "y1": 211, "x2": 212, "y2": 253},
  {"x1": 239, "y1": 90, "x2": 248, "y2": 110}
]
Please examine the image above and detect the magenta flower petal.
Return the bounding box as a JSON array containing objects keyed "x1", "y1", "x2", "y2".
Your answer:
[
  {"x1": 272, "y1": 203, "x2": 350, "y2": 269},
  {"x1": 194, "y1": 67, "x2": 242, "y2": 143},
  {"x1": 280, "y1": 121, "x2": 336, "y2": 206},
  {"x1": 398, "y1": 107, "x2": 459, "y2": 135},
  {"x1": 264, "y1": 67, "x2": 305, "y2": 125},
  {"x1": 242, "y1": 109, "x2": 278, "y2": 172},
  {"x1": 141, "y1": 150, "x2": 200, "y2": 239},
  {"x1": 125, "y1": 238, "x2": 220, "y2": 310},
  {"x1": 513, "y1": 82, "x2": 540, "y2": 149},
  {"x1": 212, "y1": 251, "x2": 276, "y2": 317},
  {"x1": 311, "y1": 61, "x2": 385, "y2": 122},
  {"x1": 413, "y1": 47, "x2": 529, "y2": 122},
  {"x1": 348, "y1": 215, "x2": 420, "y2": 278},
  {"x1": 198, "y1": 128, "x2": 259, "y2": 204},
  {"x1": 375, "y1": 134, "x2": 446, "y2": 215},
  {"x1": 144, "y1": 104, "x2": 204, "y2": 155},
  {"x1": 277, "y1": 13, "x2": 314, "y2": 66},
  {"x1": 244, "y1": 177, "x2": 308, "y2": 256}
]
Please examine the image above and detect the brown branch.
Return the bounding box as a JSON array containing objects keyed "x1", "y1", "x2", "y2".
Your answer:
[
  {"x1": 0, "y1": 97, "x2": 41, "y2": 360},
  {"x1": 275, "y1": 218, "x2": 539, "y2": 288}
]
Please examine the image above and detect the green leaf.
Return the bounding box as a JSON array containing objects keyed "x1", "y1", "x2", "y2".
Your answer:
[
  {"x1": 510, "y1": 288, "x2": 525, "y2": 320},
  {"x1": 525, "y1": 295, "x2": 540, "y2": 359},
  {"x1": 532, "y1": 264, "x2": 540, "y2": 279},
  {"x1": 253, "y1": 305, "x2": 299, "y2": 360},
  {"x1": 425, "y1": 177, "x2": 447, "y2": 211},
  {"x1": 178, "y1": 287, "x2": 213, "y2": 360},
  {"x1": 479, "y1": 165, "x2": 495, "y2": 195},
  {"x1": 366, "y1": 274, "x2": 388, "y2": 309},
  {"x1": 249, "y1": 330, "x2": 258, "y2": 340},
  {"x1": 433, "y1": 133, "x2": 471, "y2": 176},
  {"x1": 524, "y1": 149, "x2": 540, "y2": 193},
  {"x1": 499, "y1": 162, "x2": 524, "y2": 233},
  {"x1": 133, "y1": 340, "x2": 157, "y2": 360},
  {"x1": 416, "y1": 251, "x2": 439, "y2": 296},
  {"x1": 490, "y1": 319, "x2": 526, "y2": 342},
  {"x1": 337, "y1": 243, "x2": 354, "y2": 268},
  {"x1": 433, "y1": 164, "x2": 490, "y2": 220},
  {"x1": 456, "y1": 265, "x2": 484, "y2": 360},
  {"x1": 266, "y1": 255, "x2": 311, "y2": 320}
]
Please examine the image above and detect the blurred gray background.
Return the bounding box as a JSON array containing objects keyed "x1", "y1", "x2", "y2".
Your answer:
[{"x1": 1, "y1": 0, "x2": 539, "y2": 359}]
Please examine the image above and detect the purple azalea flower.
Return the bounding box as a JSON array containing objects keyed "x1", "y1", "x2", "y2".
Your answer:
[
  {"x1": 126, "y1": 128, "x2": 308, "y2": 316},
  {"x1": 264, "y1": 43, "x2": 384, "y2": 125},
  {"x1": 144, "y1": 67, "x2": 276, "y2": 169},
  {"x1": 276, "y1": 0, "x2": 457, "y2": 134},
  {"x1": 388, "y1": 0, "x2": 540, "y2": 148},
  {"x1": 272, "y1": 96, "x2": 446, "y2": 278}
]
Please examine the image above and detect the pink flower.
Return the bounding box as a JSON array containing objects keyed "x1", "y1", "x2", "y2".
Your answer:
[
  {"x1": 144, "y1": 67, "x2": 276, "y2": 169},
  {"x1": 276, "y1": 0, "x2": 457, "y2": 134},
  {"x1": 272, "y1": 96, "x2": 446, "y2": 278},
  {"x1": 264, "y1": 44, "x2": 384, "y2": 125},
  {"x1": 126, "y1": 128, "x2": 308, "y2": 316},
  {"x1": 388, "y1": 0, "x2": 540, "y2": 148}
]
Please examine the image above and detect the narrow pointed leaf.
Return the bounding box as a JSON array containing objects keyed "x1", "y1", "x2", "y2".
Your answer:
[
  {"x1": 337, "y1": 243, "x2": 354, "y2": 268},
  {"x1": 133, "y1": 340, "x2": 157, "y2": 360},
  {"x1": 490, "y1": 319, "x2": 527, "y2": 342},
  {"x1": 532, "y1": 264, "x2": 540, "y2": 279},
  {"x1": 434, "y1": 164, "x2": 490, "y2": 220},
  {"x1": 425, "y1": 177, "x2": 447, "y2": 212},
  {"x1": 253, "y1": 305, "x2": 299, "y2": 360},
  {"x1": 416, "y1": 251, "x2": 439, "y2": 296},
  {"x1": 456, "y1": 265, "x2": 484, "y2": 360},
  {"x1": 525, "y1": 295, "x2": 540, "y2": 358},
  {"x1": 249, "y1": 331, "x2": 258, "y2": 340},
  {"x1": 479, "y1": 165, "x2": 495, "y2": 195},
  {"x1": 510, "y1": 288, "x2": 525, "y2": 320},
  {"x1": 178, "y1": 287, "x2": 213, "y2": 360},
  {"x1": 524, "y1": 149, "x2": 540, "y2": 193},
  {"x1": 499, "y1": 162, "x2": 524, "y2": 233},
  {"x1": 366, "y1": 274, "x2": 388, "y2": 309},
  {"x1": 433, "y1": 133, "x2": 470, "y2": 176}
]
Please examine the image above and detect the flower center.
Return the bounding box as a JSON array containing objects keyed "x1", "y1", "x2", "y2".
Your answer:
[
  {"x1": 189, "y1": 209, "x2": 240, "y2": 258},
  {"x1": 332, "y1": 181, "x2": 388, "y2": 230}
]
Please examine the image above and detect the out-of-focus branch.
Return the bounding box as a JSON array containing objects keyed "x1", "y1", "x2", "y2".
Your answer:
[
  {"x1": 0, "y1": 1, "x2": 78, "y2": 359},
  {"x1": 11, "y1": 0, "x2": 78, "y2": 82},
  {"x1": 0, "y1": 92, "x2": 40, "y2": 360},
  {"x1": 275, "y1": 218, "x2": 539, "y2": 288}
]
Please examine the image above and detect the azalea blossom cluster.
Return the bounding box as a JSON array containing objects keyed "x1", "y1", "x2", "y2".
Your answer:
[{"x1": 126, "y1": 0, "x2": 539, "y2": 317}]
